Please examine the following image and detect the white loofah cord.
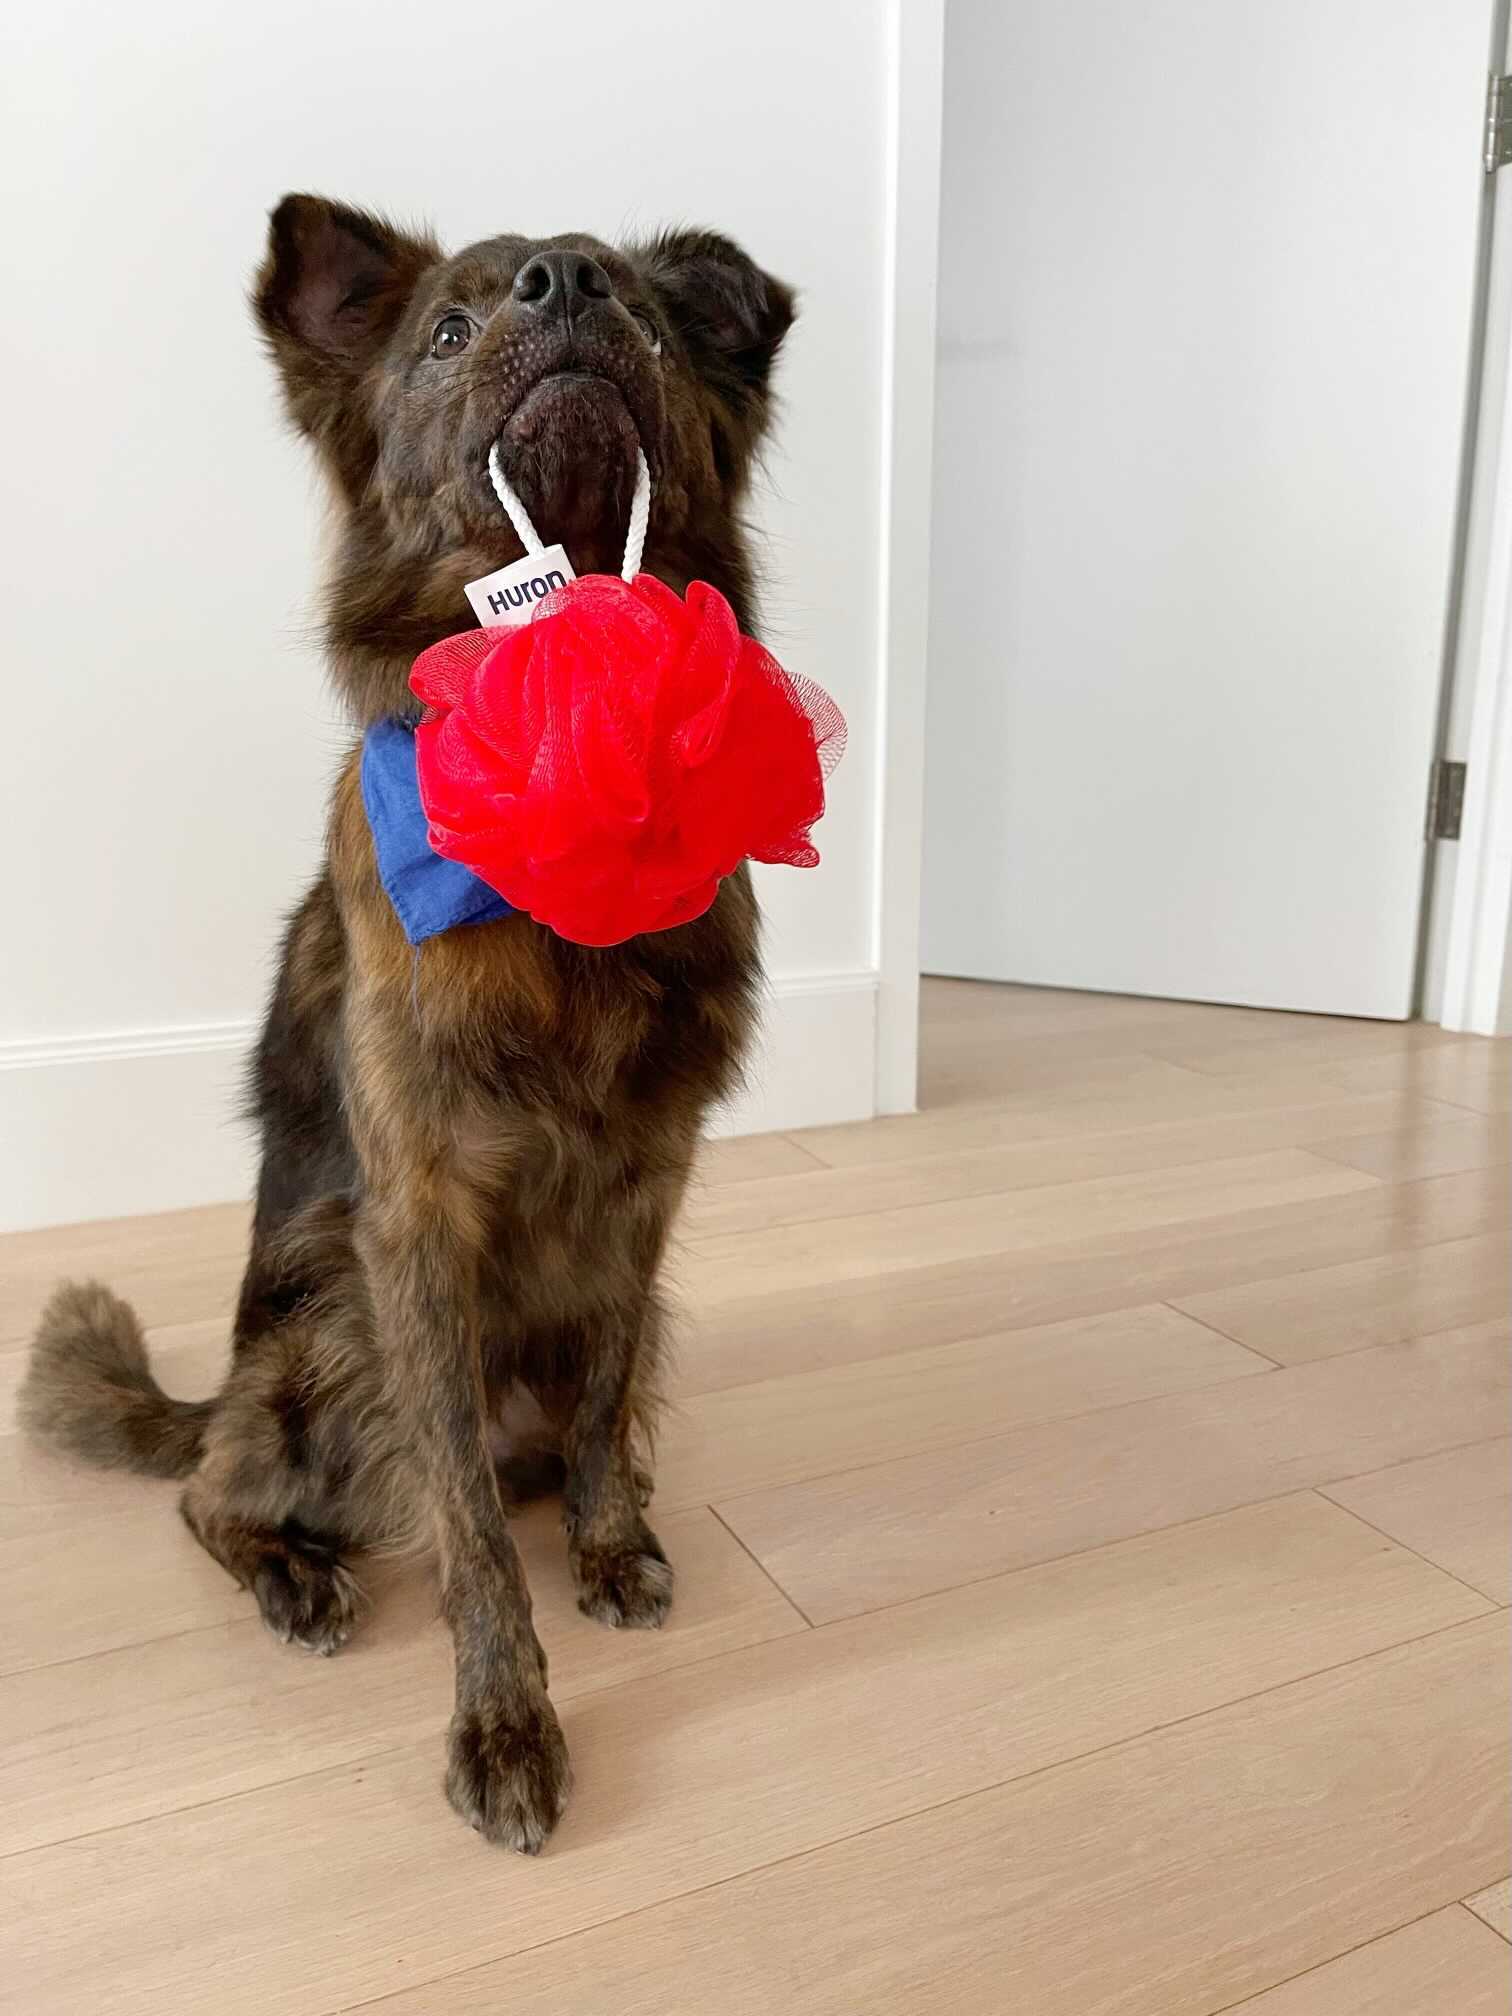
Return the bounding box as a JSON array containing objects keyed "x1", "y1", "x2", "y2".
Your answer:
[
  {"x1": 620, "y1": 448, "x2": 651, "y2": 580},
  {"x1": 487, "y1": 440, "x2": 651, "y2": 583}
]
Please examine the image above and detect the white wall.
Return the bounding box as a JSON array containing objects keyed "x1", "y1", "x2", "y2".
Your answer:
[{"x1": 1, "y1": 0, "x2": 892, "y2": 1230}]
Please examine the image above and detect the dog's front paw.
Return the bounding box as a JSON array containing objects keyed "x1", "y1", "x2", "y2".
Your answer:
[
  {"x1": 445, "y1": 1692, "x2": 571, "y2": 1853},
  {"x1": 573, "y1": 1529, "x2": 674, "y2": 1629}
]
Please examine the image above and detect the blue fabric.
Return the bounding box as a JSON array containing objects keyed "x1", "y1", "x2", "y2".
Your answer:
[{"x1": 360, "y1": 718, "x2": 514, "y2": 946}]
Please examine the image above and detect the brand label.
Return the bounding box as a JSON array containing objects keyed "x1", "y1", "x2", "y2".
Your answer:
[{"x1": 464, "y1": 544, "x2": 576, "y2": 627}]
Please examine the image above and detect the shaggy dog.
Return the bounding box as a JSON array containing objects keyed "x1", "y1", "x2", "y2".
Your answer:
[{"x1": 22, "y1": 194, "x2": 794, "y2": 1852}]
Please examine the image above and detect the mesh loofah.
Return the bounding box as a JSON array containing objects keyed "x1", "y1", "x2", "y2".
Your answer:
[{"x1": 410, "y1": 572, "x2": 845, "y2": 947}]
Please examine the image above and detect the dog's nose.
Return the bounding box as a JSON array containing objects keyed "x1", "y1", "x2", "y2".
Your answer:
[{"x1": 511, "y1": 251, "x2": 616, "y2": 321}]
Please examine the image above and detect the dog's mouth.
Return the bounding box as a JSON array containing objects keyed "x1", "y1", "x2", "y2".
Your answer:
[
  {"x1": 488, "y1": 363, "x2": 651, "y2": 560},
  {"x1": 501, "y1": 369, "x2": 632, "y2": 443}
]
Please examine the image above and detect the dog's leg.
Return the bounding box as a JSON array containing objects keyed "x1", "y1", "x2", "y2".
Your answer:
[
  {"x1": 356, "y1": 1162, "x2": 569, "y2": 1853},
  {"x1": 561, "y1": 1299, "x2": 673, "y2": 1630},
  {"x1": 179, "y1": 1313, "x2": 371, "y2": 1656}
]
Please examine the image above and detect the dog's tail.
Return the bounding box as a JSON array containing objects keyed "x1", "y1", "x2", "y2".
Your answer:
[{"x1": 19, "y1": 1281, "x2": 214, "y2": 1479}]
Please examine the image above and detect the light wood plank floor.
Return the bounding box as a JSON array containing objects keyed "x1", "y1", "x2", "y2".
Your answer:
[{"x1": 2, "y1": 978, "x2": 1508, "y2": 2014}]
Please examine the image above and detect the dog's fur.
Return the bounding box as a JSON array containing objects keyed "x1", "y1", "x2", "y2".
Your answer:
[{"x1": 20, "y1": 195, "x2": 795, "y2": 1852}]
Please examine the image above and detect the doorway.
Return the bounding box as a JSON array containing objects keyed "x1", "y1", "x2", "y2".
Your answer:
[{"x1": 917, "y1": 0, "x2": 1498, "y2": 1028}]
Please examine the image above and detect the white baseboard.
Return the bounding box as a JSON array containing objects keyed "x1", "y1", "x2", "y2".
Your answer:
[
  {"x1": 717, "y1": 969, "x2": 879, "y2": 1140},
  {"x1": 0, "y1": 971, "x2": 878, "y2": 1233},
  {"x1": 0, "y1": 1023, "x2": 256, "y2": 1235}
]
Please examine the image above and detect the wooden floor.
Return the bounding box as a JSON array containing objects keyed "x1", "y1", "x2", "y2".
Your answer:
[{"x1": 2, "y1": 979, "x2": 1509, "y2": 2014}]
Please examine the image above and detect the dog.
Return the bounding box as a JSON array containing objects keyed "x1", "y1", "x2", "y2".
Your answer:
[{"x1": 20, "y1": 194, "x2": 795, "y2": 1853}]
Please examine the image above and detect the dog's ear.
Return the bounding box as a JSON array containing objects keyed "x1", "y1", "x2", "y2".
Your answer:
[
  {"x1": 254, "y1": 194, "x2": 440, "y2": 495},
  {"x1": 641, "y1": 228, "x2": 795, "y2": 433}
]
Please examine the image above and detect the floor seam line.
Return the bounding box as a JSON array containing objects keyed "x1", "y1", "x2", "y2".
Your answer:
[
  {"x1": 1204, "y1": 1899, "x2": 1491, "y2": 2015},
  {"x1": 707, "y1": 1504, "x2": 815, "y2": 1627},
  {"x1": 1314, "y1": 1485, "x2": 1507, "y2": 1609}
]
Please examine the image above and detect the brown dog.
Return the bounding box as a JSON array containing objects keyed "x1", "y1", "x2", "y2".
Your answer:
[{"x1": 21, "y1": 194, "x2": 795, "y2": 1852}]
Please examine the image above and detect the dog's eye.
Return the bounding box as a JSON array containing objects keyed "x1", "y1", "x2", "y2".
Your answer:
[
  {"x1": 430, "y1": 313, "x2": 473, "y2": 359},
  {"x1": 631, "y1": 311, "x2": 662, "y2": 357}
]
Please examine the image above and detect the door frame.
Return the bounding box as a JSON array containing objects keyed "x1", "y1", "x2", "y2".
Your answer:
[
  {"x1": 874, "y1": 0, "x2": 945, "y2": 1113},
  {"x1": 1438, "y1": 332, "x2": 1512, "y2": 1036},
  {"x1": 1433, "y1": 0, "x2": 1512, "y2": 1035}
]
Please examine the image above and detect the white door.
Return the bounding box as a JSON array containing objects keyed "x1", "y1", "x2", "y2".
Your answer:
[{"x1": 922, "y1": 0, "x2": 1492, "y2": 1018}]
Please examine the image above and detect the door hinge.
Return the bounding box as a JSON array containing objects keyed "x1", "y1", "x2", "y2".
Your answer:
[
  {"x1": 1427, "y1": 758, "x2": 1467, "y2": 840},
  {"x1": 1486, "y1": 74, "x2": 1512, "y2": 172}
]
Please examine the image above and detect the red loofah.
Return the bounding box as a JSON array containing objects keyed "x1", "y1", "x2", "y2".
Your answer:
[{"x1": 409, "y1": 572, "x2": 845, "y2": 947}]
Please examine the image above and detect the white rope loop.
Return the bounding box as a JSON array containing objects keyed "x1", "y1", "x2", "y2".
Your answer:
[
  {"x1": 487, "y1": 440, "x2": 651, "y2": 583},
  {"x1": 486, "y1": 440, "x2": 545, "y2": 556},
  {"x1": 621, "y1": 449, "x2": 651, "y2": 581}
]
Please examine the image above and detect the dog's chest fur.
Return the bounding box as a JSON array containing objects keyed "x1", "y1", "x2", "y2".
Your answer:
[{"x1": 317, "y1": 754, "x2": 761, "y2": 1325}]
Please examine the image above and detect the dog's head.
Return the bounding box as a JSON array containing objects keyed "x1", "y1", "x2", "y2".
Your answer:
[{"x1": 255, "y1": 194, "x2": 795, "y2": 721}]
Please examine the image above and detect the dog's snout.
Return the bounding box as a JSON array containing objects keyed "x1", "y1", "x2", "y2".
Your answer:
[{"x1": 512, "y1": 250, "x2": 616, "y2": 320}]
